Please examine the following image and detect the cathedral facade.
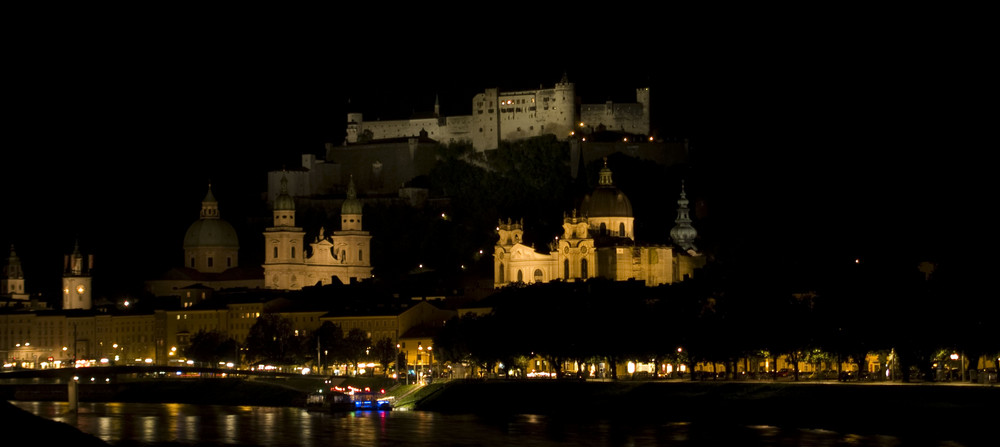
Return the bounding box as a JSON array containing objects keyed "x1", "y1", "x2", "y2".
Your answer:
[
  {"x1": 262, "y1": 175, "x2": 373, "y2": 290},
  {"x1": 493, "y1": 161, "x2": 704, "y2": 288}
]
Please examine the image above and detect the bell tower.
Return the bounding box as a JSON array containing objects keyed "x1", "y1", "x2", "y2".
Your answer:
[{"x1": 62, "y1": 241, "x2": 93, "y2": 310}]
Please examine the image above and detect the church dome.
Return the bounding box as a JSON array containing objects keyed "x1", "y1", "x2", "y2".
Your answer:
[
  {"x1": 183, "y1": 186, "x2": 239, "y2": 249},
  {"x1": 581, "y1": 161, "x2": 632, "y2": 218},
  {"x1": 183, "y1": 219, "x2": 239, "y2": 248}
]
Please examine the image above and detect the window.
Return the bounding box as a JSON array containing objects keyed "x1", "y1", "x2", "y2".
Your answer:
[
  {"x1": 563, "y1": 259, "x2": 570, "y2": 280},
  {"x1": 499, "y1": 263, "x2": 504, "y2": 283},
  {"x1": 600, "y1": 223, "x2": 607, "y2": 235},
  {"x1": 534, "y1": 269, "x2": 543, "y2": 283},
  {"x1": 517, "y1": 270, "x2": 523, "y2": 282},
  {"x1": 291, "y1": 247, "x2": 296, "y2": 258},
  {"x1": 619, "y1": 223, "x2": 625, "y2": 237},
  {"x1": 359, "y1": 249, "x2": 363, "y2": 261},
  {"x1": 581, "y1": 259, "x2": 588, "y2": 278},
  {"x1": 273, "y1": 247, "x2": 278, "y2": 258},
  {"x1": 207, "y1": 257, "x2": 213, "y2": 267},
  {"x1": 190, "y1": 258, "x2": 195, "y2": 268}
]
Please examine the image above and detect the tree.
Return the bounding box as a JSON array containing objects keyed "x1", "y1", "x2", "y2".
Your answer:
[
  {"x1": 243, "y1": 313, "x2": 300, "y2": 366},
  {"x1": 308, "y1": 321, "x2": 343, "y2": 373},
  {"x1": 340, "y1": 328, "x2": 369, "y2": 376},
  {"x1": 370, "y1": 337, "x2": 397, "y2": 377},
  {"x1": 184, "y1": 329, "x2": 237, "y2": 367}
]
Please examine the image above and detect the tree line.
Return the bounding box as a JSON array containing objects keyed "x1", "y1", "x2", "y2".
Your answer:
[{"x1": 431, "y1": 256, "x2": 998, "y2": 383}]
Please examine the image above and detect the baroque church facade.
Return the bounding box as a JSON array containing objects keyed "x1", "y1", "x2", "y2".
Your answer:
[
  {"x1": 493, "y1": 161, "x2": 704, "y2": 288},
  {"x1": 262, "y1": 175, "x2": 372, "y2": 290}
]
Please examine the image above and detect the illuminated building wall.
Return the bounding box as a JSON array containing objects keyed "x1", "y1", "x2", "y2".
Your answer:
[
  {"x1": 345, "y1": 75, "x2": 583, "y2": 152},
  {"x1": 263, "y1": 175, "x2": 373, "y2": 290},
  {"x1": 578, "y1": 87, "x2": 650, "y2": 135},
  {"x1": 62, "y1": 242, "x2": 92, "y2": 310},
  {"x1": 494, "y1": 162, "x2": 704, "y2": 288}
]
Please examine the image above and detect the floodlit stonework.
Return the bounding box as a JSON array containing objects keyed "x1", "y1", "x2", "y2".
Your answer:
[
  {"x1": 344, "y1": 73, "x2": 650, "y2": 152},
  {"x1": 263, "y1": 174, "x2": 373, "y2": 290},
  {"x1": 494, "y1": 160, "x2": 705, "y2": 288}
]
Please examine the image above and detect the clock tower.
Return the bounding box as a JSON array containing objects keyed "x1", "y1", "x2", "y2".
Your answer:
[{"x1": 62, "y1": 241, "x2": 92, "y2": 310}]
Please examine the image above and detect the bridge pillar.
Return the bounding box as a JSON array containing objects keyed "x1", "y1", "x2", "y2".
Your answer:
[{"x1": 68, "y1": 379, "x2": 78, "y2": 412}]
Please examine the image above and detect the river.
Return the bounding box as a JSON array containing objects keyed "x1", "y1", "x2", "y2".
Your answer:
[{"x1": 10, "y1": 400, "x2": 950, "y2": 446}]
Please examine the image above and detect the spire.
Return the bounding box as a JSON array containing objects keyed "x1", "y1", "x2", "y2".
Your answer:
[
  {"x1": 341, "y1": 174, "x2": 363, "y2": 216},
  {"x1": 274, "y1": 172, "x2": 296, "y2": 211},
  {"x1": 200, "y1": 184, "x2": 220, "y2": 219},
  {"x1": 3, "y1": 244, "x2": 23, "y2": 279},
  {"x1": 669, "y1": 180, "x2": 699, "y2": 252},
  {"x1": 346, "y1": 175, "x2": 357, "y2": 200},
  {"x1": 598, "y1": 157, "x2": 614, "y2": 186}
]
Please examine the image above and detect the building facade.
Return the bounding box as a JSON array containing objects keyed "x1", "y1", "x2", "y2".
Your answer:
[
  {"x1": 345, "y1": 75, "x2": 584, "y2": 152},
  {"x1": 494, "y1": 161, "x2": 705, "y2": 288},
  {"x1": 262, "y1": 175, "x2": 373, "y2": 290},
  {"x1": 62, "y1": 242, "x2": 93, "y2": 311}
]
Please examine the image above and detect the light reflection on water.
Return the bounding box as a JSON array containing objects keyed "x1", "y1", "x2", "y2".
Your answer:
[{"x1": 12, "y1": 401, "x2": 931, "y2": 447}]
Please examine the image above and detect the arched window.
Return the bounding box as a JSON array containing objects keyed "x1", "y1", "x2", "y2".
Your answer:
[
  {"x1": 358, "y1": 249, "x2": 363, "y2": 261},
  {"x1": 273, "y1": 247, "x2": 278, "y2": 259},
  {"x1": 517, "y1": 270, "x2": 523, "y2": 282},
  {"x1": 534, "y1": 269, "x2": 543, "y2": 283},
  {"x1": 291, "y1": 247, "x2": 296, "y2": 258},
  {"x1": 499, "y1": 263, "x2": 504, "y2": 283},
  {"x1": 600, "y1": 223, "x2": 607, "y2": 235},
  {"x1": 581, "y1": 259, "x2": 588, "y2": 278},
  {"x1": 563, "y1": 259, "x2": 570, "y2": 280},
  {"x1": 619, "y1": 223, "x2": 626, "y2": 237}
]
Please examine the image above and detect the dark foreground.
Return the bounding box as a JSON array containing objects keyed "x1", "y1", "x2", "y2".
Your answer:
[{"x1": 3, "y1": 379, "x2": 997, "y2": 446}]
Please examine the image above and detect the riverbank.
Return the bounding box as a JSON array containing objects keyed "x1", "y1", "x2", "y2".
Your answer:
[{"x1": 409, "y1": 380, "x2": 997, "y2": 445}]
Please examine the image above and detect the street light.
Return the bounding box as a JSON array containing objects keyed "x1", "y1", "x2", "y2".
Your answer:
[
  {"x1": 418, "y1": 344, "x2": 424, "y2": 384},
  {"x1": 397, "y1": 344, "x2": 408, "y2": 385},
  {"x1": 427, "y1": 346, "x2": 433, "y2": 381}
]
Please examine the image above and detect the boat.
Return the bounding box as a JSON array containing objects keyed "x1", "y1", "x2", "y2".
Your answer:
[
  {"x1": 305, "y1": 391, "x2": 355, "y2": 412},
  {"x1": 348, "y1": 387, "x2": 392, "y2": 411},
  {"x1": 305, "y1": 386, "x2": 392, "y2": 412}
]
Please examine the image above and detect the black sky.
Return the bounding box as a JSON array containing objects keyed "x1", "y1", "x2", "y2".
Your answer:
[{"x1": 1, "y1": 15, "x2": 988, "y2": 300}]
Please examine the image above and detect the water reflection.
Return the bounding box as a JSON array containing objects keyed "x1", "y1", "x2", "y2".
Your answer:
[{"x1": 12, "y1": 401, "x2": 930, "y2": 446}]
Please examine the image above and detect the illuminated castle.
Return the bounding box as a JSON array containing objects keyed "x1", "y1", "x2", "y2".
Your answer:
[{"x1": 493, "y1": 160, "x2": 704, "y2": 288}]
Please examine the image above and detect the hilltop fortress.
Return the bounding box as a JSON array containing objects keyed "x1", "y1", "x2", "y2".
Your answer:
[
  {"x1": 345, "y1": 73, "x2": 650, "y2": 152},
  {"x1": 269, "y1": 73, "x2": 675, "y2": 201}
]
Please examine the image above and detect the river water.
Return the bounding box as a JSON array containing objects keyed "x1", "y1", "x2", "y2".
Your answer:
[{"x1": 11, "y1": 401, "x2": 941, "y2": 446}]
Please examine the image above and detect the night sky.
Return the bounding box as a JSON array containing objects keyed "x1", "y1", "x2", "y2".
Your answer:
[{"x1": 1, "y1": 16, "x2": 987, "y2": 301}]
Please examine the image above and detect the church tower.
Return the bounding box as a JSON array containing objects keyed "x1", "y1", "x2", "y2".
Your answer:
[
  {"x1": 62, "y1": 241, "x2": 92, "y2": 310},
  {"x1": 2, "y1": 245, "x2": 28, "y2": 300},
  {"x1": 669, "y1": 180, "x2": 699, "y2": 253},
  {"x1": 329, "y1": 175, "x2": 372, "y2": 282},
  {"x1": 263, "y1": 174, "x2": 306, "y2": 289}
]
